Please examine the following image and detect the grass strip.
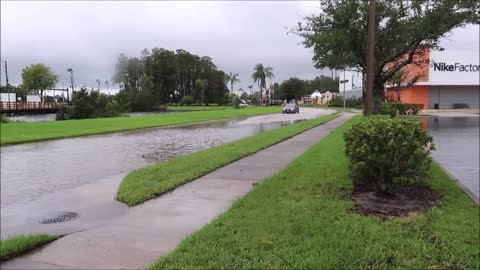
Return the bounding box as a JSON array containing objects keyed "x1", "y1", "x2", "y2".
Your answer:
[
  {"x1": 116, "y1": 113, "x2": 340, "y2": 206},
  {"x1": 166, "y1": 105, "x2": 231, "y2": 111},
  {"x1": 150, "y1": 116, "x2": 479, "y2": 269},
  {"x1": 0, "y1": 234, "x2": 58, "y2": 262},
  {"x1": 0, "y1": 106, "x2": 280, "y2": 145},
  {"x1": 305, "y1": 104, "x2": 356, "y2": 113}
]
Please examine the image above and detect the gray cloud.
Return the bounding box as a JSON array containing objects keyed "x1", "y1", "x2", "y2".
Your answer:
[
  {"x1": 1, "y1": 1, "x2": 327, "y2": 93},
  {"x1": 2, "y1": 1, "x2": 476, "y2": 93}
]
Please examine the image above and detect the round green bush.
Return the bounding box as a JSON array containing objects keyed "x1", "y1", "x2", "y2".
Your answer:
[
  {"x1": 344, "y1": 115, "x2": 435, "y2": 193},
  {"x1": 180, "y1": 96, "x2": 194, "y2": 106},
  {"x1": 232, "y1": 96, "x2": 240, "y2": 109}
]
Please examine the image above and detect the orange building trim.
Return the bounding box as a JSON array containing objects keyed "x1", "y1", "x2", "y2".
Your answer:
[{"x1": 387, "y1": 85, "x2": 429, "y2": 109}]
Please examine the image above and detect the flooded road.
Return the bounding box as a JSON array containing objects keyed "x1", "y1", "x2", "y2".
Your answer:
[
  {"x1": 426, "y1": 115, "x2": 479, "y2": 200},
  {"x1": 1, "y1": 118, "x2": 295, "y2": 208}
]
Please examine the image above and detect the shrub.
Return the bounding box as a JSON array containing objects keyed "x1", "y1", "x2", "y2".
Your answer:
[
  {"x1": 59, "y1": 88, "x2": 124, "y2": 120},
  {"x1": 156, "y1": 105, "x2": 167, "y2": 112},
  {"x1": 328, "y1": 96, "x2": 363, "y2": 108},
  {"x1": 216, "y1": 96, "x2": 229, "y2": 105},
  {"x1": 232, "y1": 96, "x2": 240, "y2": 109},
  {"x1": 344, "y1": 115, "x2": 435, "y2": 194},
  {"x1": 390, "y1": 103, "x2": 423, "y2": 115},
  {"x1": 250, "y1": 95, "x2": 260, "y2": 105},
  {"x1": 179, "y1": 96, "x2": 194, "y2": 106},
  {"x1": 55, "y1": 107, "x2": 71, "y2": 121},
  {"x1": 103, "y1": 100, "x2": 122, "y2": 117},
  {"x1": 380, "y1": 103, "x2": 398, "y2": 117},
  {"x1": 0, "y1": 114, "x2": 11, "y2": 123}
]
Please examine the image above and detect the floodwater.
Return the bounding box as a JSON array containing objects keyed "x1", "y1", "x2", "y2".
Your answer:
[
  {"x1": 6, "y1": 112, "x2": 172, "y2": 122},
  {"x1": 6, "y1": 113, "x2": 57, "y2": 122},
  {"x1": 0, "y1": 118, "x2": 296, "y2": 208},
  {"x1": 426, "y1": 115, "x2": 480, "y2": 199}
]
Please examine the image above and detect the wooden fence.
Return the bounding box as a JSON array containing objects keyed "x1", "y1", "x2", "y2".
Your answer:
[{"x1": 0, "y1": 102, "x2": 66, "y2": 113}]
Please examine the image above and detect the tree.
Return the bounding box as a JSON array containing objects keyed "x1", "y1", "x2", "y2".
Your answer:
[
  {"x1": 113, "y1": 47, "x2": 229, "y2": 108},
  {"x1": 387, "y1": 69, "x2": 424, "y2": 102},
  {"x1": 279, "y1": 77, "x2": 307, "y2": 101},
  {"x1": 297, "y1": 0, "x2": 479, "y2": 113},
  {"x1": 225, "y1": 72, "x2": 240, "y2": 94},
  {"x1": 251, "y1": 64, "x2": 274, "y2": 104},
  {"x1": 194, "y1": 79, "x2": 206, "y2": 105},
  {"x1": 306, "y1": 75, "x2": 339, "y2": 93},
  {"x1": 21, "y1": 63, "x2": 58, "y2": 101},
  {"x1": 240, "y1": 91, "x2": 249, "y2": 100},
  {"x1": 248, "y1": 84, "x2": 253, "y2": 94},
  {"x1": 104, "y1": 80, "x2": 110, "y2": 91},
  {"x1": 96, "y1": 79, "x2": 101, "y2": 90}
]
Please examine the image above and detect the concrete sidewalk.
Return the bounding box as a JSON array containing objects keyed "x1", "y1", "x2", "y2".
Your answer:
[{"x1": 1, "y1": 113, "x2": 354, "y2": 270}]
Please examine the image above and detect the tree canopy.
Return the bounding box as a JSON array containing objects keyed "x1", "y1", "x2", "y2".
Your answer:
[
  {"x1": 113, "y1": 48, "x2": 229, "y2": 110},
  {"x1": 251, "y1": 63, "x2": 274, "y2": 103},
  {"x1": 21, "y1": 63, "x2": 59, "y2": 101},
  {"x1": 273, "y1": 75, "x2": 339, "y2": 101},
  {"x1": 225, "y1": 72, "x2": 240, "y2": 94},
  {"x1": 297, "y1": 0, "x2": 479, "y2": 112}
]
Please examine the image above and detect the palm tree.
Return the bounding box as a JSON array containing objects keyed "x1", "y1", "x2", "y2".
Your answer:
[
  {"x1": 225, "y1": 72, "x2": 240, "y2": 94},
  {"x1": 251, "y1": 64, "x2": 274, "y2": 104},
  {"x1": 248, "y1": 84, "x2": 253, "y2": 94},
  {"x1": 104, "y1": 80, "x2": 109, "y2": 92},
  {"x1": 95, "y1": 79, "x2": 101, "y2": 91}
]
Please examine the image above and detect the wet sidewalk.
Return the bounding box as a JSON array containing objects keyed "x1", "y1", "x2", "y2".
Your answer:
[{"x1": 1, "y1": 113, "x2": 354, "y2": 270}]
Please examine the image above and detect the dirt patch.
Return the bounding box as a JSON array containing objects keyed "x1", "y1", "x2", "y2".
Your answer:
[{"x1": 352, "y1": 183, "x2": 441, "y2": 219}]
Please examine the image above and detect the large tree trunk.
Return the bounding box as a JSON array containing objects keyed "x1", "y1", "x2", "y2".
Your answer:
[
  {"x1": 38, "y1": 90, "x2": 44, "y2": 102},
  {"x1": 372, "y1": 77, "x2": 385, "y2": 114}
]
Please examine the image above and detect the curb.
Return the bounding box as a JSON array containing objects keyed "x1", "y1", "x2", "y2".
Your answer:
[{"x1": 437, "y1": 164, "x2": 479, "y2": 206}]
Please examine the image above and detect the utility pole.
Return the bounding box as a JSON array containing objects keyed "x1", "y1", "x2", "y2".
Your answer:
[
  {"x1": 365, "y1": 0, "x2": 376, "y2": 116},
  {"x1": 4, "y1": 60, "x2": 10, "y2": 103},
  {"x1": 343, "y1": 70, "x2": 346, "y2": 109},
  {"x1": 67, "y1": 68, "x2": 74, "y2": 105}
]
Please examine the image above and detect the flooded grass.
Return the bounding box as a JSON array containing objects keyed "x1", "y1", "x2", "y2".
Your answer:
[
  {"x1": 150, "y1": 116, "x2": 479, "y2": 269},
  {"x1": 0, "y1": 234, "x2": 58, "y2": 262},
  {"x1": 116, "y1": 114, "x2": 340, "y2": 206},
  {"x1": 0, "y1": 106, "x2": 280, "y2": 145}
]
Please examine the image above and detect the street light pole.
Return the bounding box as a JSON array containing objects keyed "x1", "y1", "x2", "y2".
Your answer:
[{"x1": 365, "y1": 0, "x2": 376, "y2": 116}]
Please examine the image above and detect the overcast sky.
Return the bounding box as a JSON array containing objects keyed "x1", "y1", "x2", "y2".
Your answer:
[
  {"x1": 1, "y1": 1, "x2": 328, "y2": 93},
  {"x1": 1, "y1": 1, "x2": 478, "y2": 94}
]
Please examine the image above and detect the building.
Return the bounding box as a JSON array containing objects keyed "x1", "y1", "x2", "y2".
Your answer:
[
  {"x1": 387, "y1": 25, "x2": 480, "y2": 109},
  {"x1": 338, "y1": 69, "x2": 363, "y2": 99},
  {"x1": 339, "y1": 26, "x2": 480, "y2": 109},
  {"x1": 386, "y1": 47, "x2": 480, "y2": 109}
]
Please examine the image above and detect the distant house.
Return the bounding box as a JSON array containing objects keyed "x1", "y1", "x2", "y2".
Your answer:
[
  {"x1": 322, "y1": 91, "x2": 334, "y2": 104},
  {"x1": 310, "y1": 90, "x2": 322, "y2": 105}
]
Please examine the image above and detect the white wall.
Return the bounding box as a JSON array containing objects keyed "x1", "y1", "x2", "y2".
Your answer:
[
  {"x1": 338, "y1": 69, "x2": 363, "y2": 92},
  {"x1": 428, "y1": 50, "x2": 480, "y2": 85},
  {"x1": 0, "y1": 93, "x2": 16, "y2": 101},
  {"x1": 26, "y1": 95, "x2": 41, "y2": 102}
]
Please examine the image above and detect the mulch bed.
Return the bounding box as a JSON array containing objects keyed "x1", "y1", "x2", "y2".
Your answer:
[{"x1": 352, "y1": 183, "x2": 442, "y2": 219}]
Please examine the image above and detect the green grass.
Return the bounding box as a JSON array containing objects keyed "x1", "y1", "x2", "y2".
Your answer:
[
  {"x1": 0, "y1": 106, "x2": 281, "y2": 145},
  {"x1": 116, "y1": 114, "x2": 340, "y2": 206},
  {"x1": 166, "y1": 105, "x2": 231, "y2": 111},
  {"x1": 0, "y1": 234, "x2": 58, "y2": 262},
  {"x1": 150, "y1": 116, "x2": 479, "y2": 269},
  {"x1": 304, "y1": 104, "x2": 356, "y2": 113}
]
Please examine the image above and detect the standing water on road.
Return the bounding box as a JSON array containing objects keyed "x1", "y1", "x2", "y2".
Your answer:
[
  {"x1": 426, "y1": 115, "x2": 480, "y2": 199},
  {"x1": 1, "y1": 118, "x2": 297, "y2": 208}
]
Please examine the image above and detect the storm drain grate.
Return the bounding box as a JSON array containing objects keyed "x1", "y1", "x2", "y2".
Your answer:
[{"x1": 38, "y1": 212, "x2": 79, "y2": 224}]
